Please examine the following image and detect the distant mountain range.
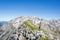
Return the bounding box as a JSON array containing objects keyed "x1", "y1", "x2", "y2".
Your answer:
[
  {"x1": 0, "y1": 16, "x2": 60, "y2": 40},
  {"x1": 0, "y1": 21, "x2": 7, "y2": 26}
]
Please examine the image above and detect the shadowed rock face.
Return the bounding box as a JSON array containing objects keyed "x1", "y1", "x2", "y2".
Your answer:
[{"x1": 0, "y1": 16, "x2": 60, "y2": 40}]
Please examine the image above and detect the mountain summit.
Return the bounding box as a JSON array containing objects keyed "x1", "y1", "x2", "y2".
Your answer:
[{"x1": 0, "y1": 16, "x2": 60, "y2": 40}]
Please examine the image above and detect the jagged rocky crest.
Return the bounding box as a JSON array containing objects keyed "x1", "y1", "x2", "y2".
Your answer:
[{"x1": 0, "y1": 16, "x2": 60, "y2": 40}]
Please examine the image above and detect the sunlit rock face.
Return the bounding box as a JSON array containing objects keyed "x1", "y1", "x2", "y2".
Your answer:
[{"x1": 0, "y1": 16, "x2": 60, "y2": 40}]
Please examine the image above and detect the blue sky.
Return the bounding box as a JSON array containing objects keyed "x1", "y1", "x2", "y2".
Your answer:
[{"x1": 0, "y1": 0, "x2": 60, "y2": 21}]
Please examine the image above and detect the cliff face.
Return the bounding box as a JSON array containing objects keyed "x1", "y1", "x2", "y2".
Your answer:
[{"x1": 0, "y1": 16, "x2": 60, "y2": 40}]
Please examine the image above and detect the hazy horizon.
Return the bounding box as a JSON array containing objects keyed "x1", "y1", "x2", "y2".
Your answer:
[{"x1": 0, "y1": 0, "x2": 60, "y2": 21}]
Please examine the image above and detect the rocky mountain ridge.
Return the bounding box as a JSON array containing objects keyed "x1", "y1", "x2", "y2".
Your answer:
[{"x1": 0, "y1": 16, "x2": 60, "y2": 40}]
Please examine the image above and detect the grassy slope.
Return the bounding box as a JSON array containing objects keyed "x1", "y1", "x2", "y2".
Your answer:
[{"x1": 23, "y1": 21, "x2": 38, "y2": 30}]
